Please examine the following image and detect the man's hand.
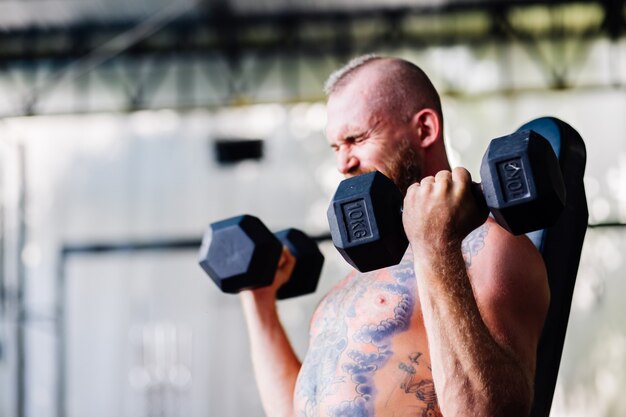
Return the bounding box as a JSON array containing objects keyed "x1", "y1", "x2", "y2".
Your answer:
[
  {"x1": 241, "y1": 247, "x2": 296, "y2": 302},
  {"x1": 402, "y1": 167, "x2": 489, "y2": 252}
]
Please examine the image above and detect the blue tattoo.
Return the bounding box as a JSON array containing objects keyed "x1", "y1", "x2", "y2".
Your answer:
[
  {"x1": 297, "y1": 293, "x2": 350, "y2": 416},
  {"x1": 353, "y1": 284, "x2": 412, "y2": 344},
  {"x1": 329, "y1": 257, "x2": 416, "y2": 417},
  {"x1": 462, "y1": 223, "x2": 490, "y2": 267}
]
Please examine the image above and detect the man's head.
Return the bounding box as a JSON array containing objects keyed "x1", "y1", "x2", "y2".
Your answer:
[{"x1": 324, "y1": 55, "x2": 449, "y2": 194}]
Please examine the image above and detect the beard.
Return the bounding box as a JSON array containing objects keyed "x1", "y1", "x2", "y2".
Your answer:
[
  {"x1": 386, "y1": 137, "x2": 423, "y2": 196},
  {"x1": 348, "y1": 137, "x2": 423, "y2": 195}
]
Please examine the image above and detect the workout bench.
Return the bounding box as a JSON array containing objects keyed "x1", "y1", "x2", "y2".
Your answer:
[{"x1": 522, "y1": 117, "x2": 588, "y2": 417}]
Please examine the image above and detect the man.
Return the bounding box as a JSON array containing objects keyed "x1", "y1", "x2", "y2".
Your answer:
[{"x1": 240, "y1": 55, "x2": 550, "y2": 417}]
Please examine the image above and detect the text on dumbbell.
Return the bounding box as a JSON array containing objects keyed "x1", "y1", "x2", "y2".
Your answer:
[
  {"x1": 498, "y1": 158, "x2": 530, "y2": 202},
  {"x1": 341, "y1": 199, "x2": 373, "y2": 242}
]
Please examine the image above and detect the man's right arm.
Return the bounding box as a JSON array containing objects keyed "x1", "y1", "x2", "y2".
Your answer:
[{"x1": 239, "y1": 249, "x2": 302, "y2": 417}]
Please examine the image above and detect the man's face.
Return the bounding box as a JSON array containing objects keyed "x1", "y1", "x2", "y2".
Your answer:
[{"x1": 325, "y1": 77, "x2": 423, "y2": 195}]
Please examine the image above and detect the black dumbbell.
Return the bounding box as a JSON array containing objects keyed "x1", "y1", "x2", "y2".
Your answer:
[
  {"x1": 327, "y1": 129, "x2": 566, "y2": 273},
  {"x1": 198, "y1": 214, "x2": 324, "y2": 299}
]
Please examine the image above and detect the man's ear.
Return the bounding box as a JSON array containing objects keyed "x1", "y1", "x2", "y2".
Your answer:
[{"x1": 411, "y1": 108, "x2": 441, "y2": 149}]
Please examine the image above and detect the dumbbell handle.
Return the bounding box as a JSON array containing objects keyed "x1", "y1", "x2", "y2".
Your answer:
[
  {"x1": 471, "y1": 182, "x2": 491, "y2": 218},
  {"x1": 395, "y1": 180, "x2": 488, "y2": 218},
  {"x1": 433, "y1": 181, "x2": 525, "y2": 234},
  {"x1": 329, "y1": 172, "x2": 493, "y2": 273}
]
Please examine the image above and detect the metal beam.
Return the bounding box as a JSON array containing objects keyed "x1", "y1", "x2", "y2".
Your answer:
[{"x1": 0, "y1": 1, "x2": 623, "y2": 116}]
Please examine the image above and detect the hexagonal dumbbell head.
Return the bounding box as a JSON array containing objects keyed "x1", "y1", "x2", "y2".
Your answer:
[
  {"x1": 274, "y1": 228, "x2": 325, "y2": 299},
  {"x1": 480, "y1": 129, "x2": 566, "y2": 235},
  {"x1": 327, "y1": 171, "x2": 408, "y2": 272},
  {"x1": 198, "y1": 214, "x2": 282, "y2": 294}
]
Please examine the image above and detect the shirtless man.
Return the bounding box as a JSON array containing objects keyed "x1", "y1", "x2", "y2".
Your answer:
[{"x1": 240, "y1": 55, "x2": 550, "y2": 417}]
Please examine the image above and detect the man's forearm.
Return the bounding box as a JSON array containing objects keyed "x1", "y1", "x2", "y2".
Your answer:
[
  {"x1": 241, "y1": 292, "x2": 301, "y2": 417},
  {"x1": 413, "y1": 243, "x2": 533, "y2": 417}
]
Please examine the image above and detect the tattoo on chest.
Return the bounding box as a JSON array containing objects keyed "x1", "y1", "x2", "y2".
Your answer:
[
  {"x1": 295, "y1": 287, "x2": 352, "y2": 417},
  {"x1": 296, "y1": 254, "x2": 417, "y2": 417},
  {"x1": 461, "y1": 223, "x2": 490, "y2": 267},
  {"x1": 398, "y1": 353, "x2": 438, "y2": 417}
]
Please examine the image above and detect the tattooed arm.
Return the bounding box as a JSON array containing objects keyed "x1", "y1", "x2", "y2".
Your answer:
[
  {"x1": 403, "y1": 169, "x2": 550, "y2": 417},
  {"x1": 240, "y1": 248, "x2": 302, "y2": 417}
]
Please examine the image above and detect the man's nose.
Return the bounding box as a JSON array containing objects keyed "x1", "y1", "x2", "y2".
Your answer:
[{"x1": 337, "y1": 147, "x2": 359, "y2": 175}]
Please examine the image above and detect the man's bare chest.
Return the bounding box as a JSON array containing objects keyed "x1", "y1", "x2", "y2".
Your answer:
[{"x1": 293, "y1": 257, "x2": 441, "y2": 417}]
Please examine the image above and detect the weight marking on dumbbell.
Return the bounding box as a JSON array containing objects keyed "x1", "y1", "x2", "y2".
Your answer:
[
  {"x1": 498, "y1": 158, "x2": 529, "y2": 202},
  {"x1": 341, "y1": 199, "x2": 373, "y2": 242}
]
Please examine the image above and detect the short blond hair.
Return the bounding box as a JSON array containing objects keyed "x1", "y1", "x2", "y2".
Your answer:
[
  {"x1": 324, "y1": 55, "x2": 443, "y2": 125},
  {"x1": 324, "y1": 54, "x2": 382, "y2": 95}
]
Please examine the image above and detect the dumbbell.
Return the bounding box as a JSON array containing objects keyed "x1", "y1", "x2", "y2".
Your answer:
[
  {"x1": 198, "y1": 214, "x2": 324, "y2": 299},
  {"x1": 327, "y1": 129, "x2": 566, "y2": 272}
]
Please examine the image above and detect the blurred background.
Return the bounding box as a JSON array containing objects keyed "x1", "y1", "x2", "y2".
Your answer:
[{"x1": 0, "y1": 0, "x2": 625, "y2": 416}]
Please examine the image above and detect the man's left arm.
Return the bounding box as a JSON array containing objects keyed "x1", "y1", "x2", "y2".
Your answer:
[{"x1": 403, "y1": 168, "x2": 550, "y2": 417}]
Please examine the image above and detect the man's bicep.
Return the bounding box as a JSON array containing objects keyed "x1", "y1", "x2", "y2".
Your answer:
[{"x1": 469, "y1": 225, "x2": 550, "y2": 373}]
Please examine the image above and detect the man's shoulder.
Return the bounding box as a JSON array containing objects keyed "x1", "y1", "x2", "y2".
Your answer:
[
  {"x1": 465, "y1": 217, "x2": 546, "y2": 274},
  {"x1": 465, "y1": 217, "x2": 549, "y2": 332}
]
